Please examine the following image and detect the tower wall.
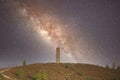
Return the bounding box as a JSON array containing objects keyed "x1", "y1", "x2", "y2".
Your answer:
[{"x1": 56, "y1": 47, "x2": 60, "y2": 64}]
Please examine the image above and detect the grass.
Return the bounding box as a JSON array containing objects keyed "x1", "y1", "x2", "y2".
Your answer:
[{"x1": 2, "y1": 63, "x2": 120, "y2": 80}]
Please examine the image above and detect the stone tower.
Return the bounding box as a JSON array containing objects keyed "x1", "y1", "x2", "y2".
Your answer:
[{"x1": 56, "y1": 47, "x2": 60, "y2": 64}]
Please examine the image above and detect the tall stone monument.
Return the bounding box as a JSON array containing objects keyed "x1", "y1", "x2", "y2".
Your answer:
[{"x1": 56, "y1": 47, "x2": 60, "y2": 64}]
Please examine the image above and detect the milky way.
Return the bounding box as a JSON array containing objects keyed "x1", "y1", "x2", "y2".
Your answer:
[{"x1": 12, "y1": 0, "x2": 78, "y2": 62}]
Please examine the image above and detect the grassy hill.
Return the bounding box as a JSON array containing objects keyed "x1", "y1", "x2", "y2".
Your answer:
[{"x1": 1, "y1": 63, "x2": 120, "y2": 80}]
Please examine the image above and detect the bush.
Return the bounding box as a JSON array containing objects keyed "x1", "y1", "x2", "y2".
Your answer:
[
  {"x1": 42, "y1": 70, "x2": 48, "y2": 80},
  {"x1": 65, "y1": 65, "x2": 68, "y2": 69},
  {"x1": 77, "y1": 72, "x2": 83, "y2": 76},
  {"x1": 17, "y1": 69, "x2": 25, "y2": 79},
  {"x1": 111, "y1": 78, "x2": 118, "y2": 80},
  {"x1": 0, "y1": 73, "x2": 4, "y2": 80},
  {"x1": 33, "y1": 70, "x2": 48, "y2": 80},
  {"x1": 34, "y1": 72, "x2": 42, "y2": 80}
]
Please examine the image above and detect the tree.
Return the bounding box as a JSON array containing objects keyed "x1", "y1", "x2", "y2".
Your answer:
[
  {"x1": 106, "y1": 64, "x2": 109, "y2": 69},
  {"x1": 116, "y1": 66, "x2": 120, "y2": 71},
  {"x1": 23, "y1": 60, "x2": 26, "y2": 66},
  {"x1": 112, "y1": 62, "x2": 116, "y2": 70}
]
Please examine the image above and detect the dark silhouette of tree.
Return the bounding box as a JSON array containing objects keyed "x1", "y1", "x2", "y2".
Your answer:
[
  {"x1": 23, "y1": 60, "x2": 26, "y2": 66},
  {"x1": 112, "y1": 62, "x2": 116, "y2": 70},
  {"x1": 116, "y1": 65, "x2": 120, "y2": 71},
  {"x1": 106, "y1": 64, "x2": 109, "y2": 69}
]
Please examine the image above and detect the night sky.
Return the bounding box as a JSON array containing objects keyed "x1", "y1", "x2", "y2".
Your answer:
[{"x1": 0, "y1": 0, "x2": 120, "y2": 68}]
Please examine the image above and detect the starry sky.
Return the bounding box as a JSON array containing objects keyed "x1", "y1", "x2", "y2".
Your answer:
[{"x1": 0, "y1": 0, "x2": 120, "y2": 68}]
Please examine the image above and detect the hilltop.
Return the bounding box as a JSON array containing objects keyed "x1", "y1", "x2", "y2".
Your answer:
[{"x1": 0, "y1": 63, "x2": 120, "y2": 80}]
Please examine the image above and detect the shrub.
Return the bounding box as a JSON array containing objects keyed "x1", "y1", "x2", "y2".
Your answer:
[
  {"x1": 111, "y1": 78, "x2": 118, "y2": 80},
  {"x1": 0, "y1": 73, "x2": 4, "y2": 80},
  {"x1": 34, "y1": 72, "x2": 42, "y2": 80},
  {"x1": 42, "y1": 70, "x2": 48, "y2": 80},
  {"x1": 33, "y1": 70, "x2": 48, "y2": 80},
  {"x1": 77, "y1": 72, "x2": 83, "y2": 76},
  {"x1": 65, "y1": 65, "x2": 68, "y2": 69},
  {"x1": 17, "y1": 69, "x2": 25, "y2": 79}
]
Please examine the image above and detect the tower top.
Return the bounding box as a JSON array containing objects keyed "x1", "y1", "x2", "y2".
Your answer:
[{"x1": 56, "y1": 47, "x2": 60, "y2": 50}]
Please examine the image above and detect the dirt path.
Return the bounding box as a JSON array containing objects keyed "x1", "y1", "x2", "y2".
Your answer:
[{"x1": 0, "y1": 68, "x2": 17, "y2": 80}]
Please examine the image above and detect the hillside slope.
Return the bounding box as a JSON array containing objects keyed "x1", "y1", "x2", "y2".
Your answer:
[{"x1": 1, "y1": 63, "x2": 120, "y2": 80}]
